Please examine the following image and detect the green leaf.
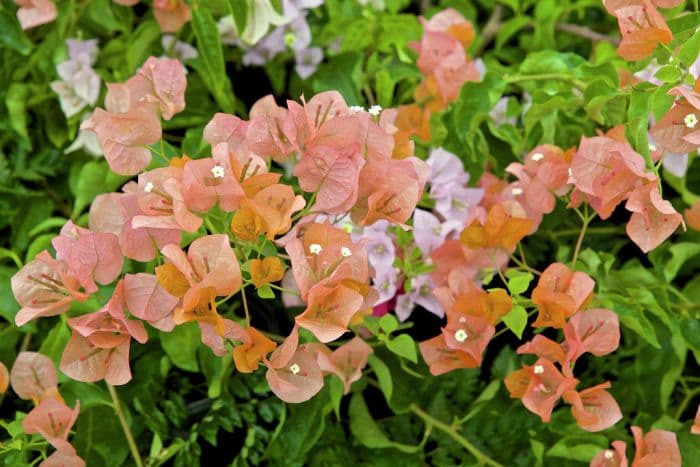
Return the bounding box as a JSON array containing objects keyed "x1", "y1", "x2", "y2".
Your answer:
[
  {"x1": 127, "y1": 20, "x2": 160, "y2": 72},
  {"x1": 191, "y1": 3, "x2": 236, "y2": 113},
  {"x1": 379, "y1": 314, "x2": 399, "y2": 334},
  {"x1": 73, "y1": 405, "x2": 130, "y2": 467},
  {"x1": 368, "y1": 354, "x2": 393, "y2": 402},
  {"x1": 653, "y1": 65, "x2": 682, "y2": 83},
  {"x1": 667, "y1": 12, "x2": 700, "y2": 35},
  {"x1": 663, "y1": 242, "x2": 700, "y2": 282},
  {"x1": 348, "y1": 393, "x2": 420, "y2": 453},
  {"x1": 546, "y1": 435, "x2": 607, "y2": 462},
  {"x1": 257, "y1": 284, "x2": 275, "y2": 299},
  {"x1": 28, "y1": 217, "x2": 69, "y2": 237},
  {"x1": 496, "y1": 17, "x2": 533, "y2": 49},
  {"x1": 12, "y1": 199, "x2": 53, "y2": 253},
  {"x1": 38, "y1": 321, "x2": 70, "y2": 366},
  {"x1": 25, "y1": 234, "x2": 54, "y2": 264},
  {"x1": 386, "y1": 334, "x2": 417, "y2": 363},
  {"x1": 313, "y1": 52, "x2": 363, "y2": 106},
  {"x1": 502, "y1": 305, "x2": 527, "y2": 339},
  {"x1": 0, "y1": 11, "x2": 32, "y2": 55},
  {"x1": 6, "y1": 84, "x2": 30, "y2": 145},
  {"x1": 505, "y1": 270, "x2": 534, "y2": 295},
  {"x1": 160, "y1": 322, "x2": 200, "y2": 372},
  {"x1": 71, "y1": 161, "x2": 129, "y2": 216},
  {"x1": 266, "y1": 388, "x2": 328, "y2": 463},
  {"x1": 228, "y1": 0, "x2": 248, "y2": 33},
  {"x1": 328, "y1": 375, "x2": 344, "y2": 419},
  {"x1": 680, "y1": 27, "x2": 700, "y2": 68},
  {"x1": 86, "y1": 0, "x2": 125, "y2": 33}
]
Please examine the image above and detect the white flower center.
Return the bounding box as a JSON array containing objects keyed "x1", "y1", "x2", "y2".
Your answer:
[
  {"x1": 289, "y1": 363, "x2": 300, "y2": 375},
  {"x1": 604, "y1": 450, "x2": 614, "y2": 460},
  {"x1": 684, "y1": 113, "x2": 698, "y2": 129},
  {"x1": 309, "y1": 243, "x2": 323, "y2": 255},
  {"x1": 533, "y1": 364, "x2": 544, "y2": 375},
  {"x1": 368, "y1": 105, "x2": 382, "y2": 116},
  {"x1": 348, "y1": 105, "x2": 365, "y2": 113},
  {"x1": 531, "y1": 152, "x2": 544, "y2": 161},
  {"x1": 341, "y1": 247, "x2": 352, "y2": 257},
  {"x1": 211, "y1": 165, "x2": 225, "y2": 178},
  {"x1": 454, "y1": 329, "x2": 468, "y2": 342},
  {"x1": 144, "y1": 182, "x2": 154, "y2": 193},
  {"x1": 511, "y1": 187, "x2": 524, "y2": 196}
]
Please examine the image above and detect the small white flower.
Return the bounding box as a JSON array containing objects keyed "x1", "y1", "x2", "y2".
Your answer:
[
  {"x1": 454, "y1": 329, "x2": 468, "y2": 343},
  {"x1": 348, "y1": 105, "x2": 365, "y2": 113},
  {"x1": 211, "y1": 165, "x2": 225, "y2": 178},
  {"x1": 289, "y1": 363, "x2": 301, "y2": 375},
  {"x1": 684, "y1": 113, "x2": 698, "y2": 129},
  {"x1": 144, "y1": 182, "x2": 154, "y2": 193},
  {"x1": 649, "y1": 143, "x2": 657, "y2": 152},
  {"x1": 568, "y1": 167, "x2": 573, "y2": 177},
  {"x1": 511, "y1": 187, "x2": 524, "y2": 196},
  {"x1": 531, "y1": 152, "x2": 544, "y2": 161},
  {"x1": 368, "y1": 105, "x2": 382, "y2": 116},
  {"x1": 458, "y1": 316, "x2": 466, "y2": 323},
  {"x1": 604, "y1": 450, "x2": 614, "y2": 460},
  {"x1": 341, "y1": 247, "x2": 352, "y2": 257},
  {"x1": 533, "y1": 364, "x2": 544, "y2": 375},
  {"x1": 309, "y1": 243, "x2": 323, "y2": 255}
]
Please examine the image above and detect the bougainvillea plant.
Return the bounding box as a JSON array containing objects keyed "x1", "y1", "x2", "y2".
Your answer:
[{"x1": 1, "y1": 0, "x2": 700, "y2": 466}]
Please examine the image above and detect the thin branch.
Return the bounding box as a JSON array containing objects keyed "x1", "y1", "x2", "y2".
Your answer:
[
  {"x1": 474, "y1": 5, "x2": 503, "y2": 56},
  {"x1": 107, "y1": 384, "x2": 144, "y2": 467},
  {"x1": 410, "y1": 404, "x2": 504, "y2": 467},
  {"x1": 556, "y1": 23, "x2": 619, "y2": 46}
]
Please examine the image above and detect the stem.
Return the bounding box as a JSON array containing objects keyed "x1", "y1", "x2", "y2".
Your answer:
[
  {"x1": 474, "y1": 5, "x2": 503, "y2": 56},
  {"x1": 107, "y1": 384, "x2": 144, "y2": 467},
  {"x1": 572, "y1": 206, "x2": 593, "y2": 268},
  {"x1": 509, "y1": 254, "x2": 541, "y2": 276},
  {"x1": 409, "y1": 404, "x2": 504, "y2": 467},
  {"x1": 505, "y1": 73, "x2": 586, "y2": 89},
  {"x1": 268, "y1": 283, "x2": 300, "y2": 295},
  {"x1": 674, "y1": 385, "x2": 700, "y2": 420},
  {"x1": 292, "y1": 190, "x2": 318, "y2": 222},
  {"x1": 551, "y1": 226, "x2": 623, "y2": 237},
  {"x1": 362, "y1": 84, "x2": 376, "y2": 107},
  {"x1": 241, "y1": 285, "x2": 251, "y2": 326},
  {"x1": 493, "y1": 309, "x2": 537, "y2": 338},
  {"x1": 555, "y1": 23, "x2": 619, "y2": 45}
]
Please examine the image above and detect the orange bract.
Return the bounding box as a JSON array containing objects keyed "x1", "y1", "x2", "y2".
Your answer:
[
  {"x1": 686, "y1": 201, "x2": 700, "y2": 231},
  {"x1": 249, "y1": 257, "x2": 285, "y2": 288},
  {"x1": 155, "y1": 262, "x2": 190, "y2": 298},
  {"x1": 231, "y1": 207, "x2": 266, "y2": 241},
  {"x1": 607, "y1": 0, "x2": 673, "y2": 61},
  {"x1": 460, "y1": 203, "x2": 532, "y2": 251},
  {"x1": 172, "y1": 286, "x2": 225, "y2": 336},
  {"x1": 0, "y1": 362, "x2": 7, "y2": 395},
  {"x1": 233, "y1": 327, "x2": 277, "y2": 373},
  {"x1": 531, "y1": 263, "x2": 595, "y2": 328},
  {"x1": 453, "y1": 287, "x2": 513, "y2": 325}
]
